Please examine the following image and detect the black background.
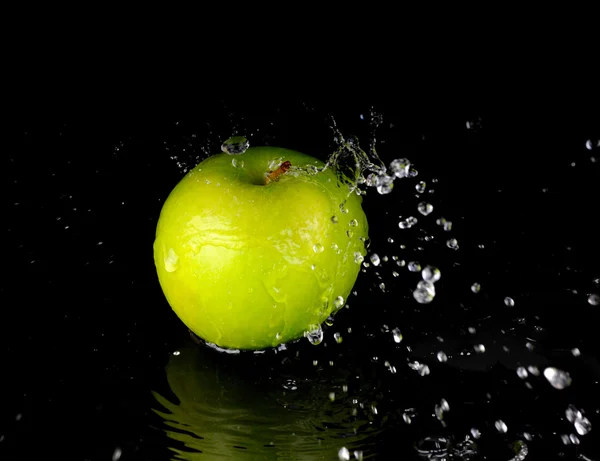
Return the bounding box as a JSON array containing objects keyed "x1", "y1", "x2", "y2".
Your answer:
[{"x1": 3, "y1": 92, "x2": 600, "y2": 460}]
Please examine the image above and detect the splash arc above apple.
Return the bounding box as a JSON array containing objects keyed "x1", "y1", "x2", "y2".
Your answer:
[{"x1": 154, "y1": 146, "x2": 368, "y2": 350}]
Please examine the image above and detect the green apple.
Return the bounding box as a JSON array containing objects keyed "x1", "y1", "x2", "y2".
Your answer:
[{"x1": 153, "y1": 146, "x2": 368, "y2": 350}]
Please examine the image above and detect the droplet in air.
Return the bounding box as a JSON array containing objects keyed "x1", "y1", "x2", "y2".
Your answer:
[
  {"x1": 390, "y1": 158, "x2": 411, "y2": 178},
  {"x1": 470, "y1": 428, "x2": 481, "y2": 439},
  {"x1": 408, "y1": 361, "x2": 430, "y2": 376},
  {"x1": 334, "y1": 332, "x2": 343, "y2": 344},
  {"x1": 112, "y1": 447, "x2": 123, "y2": 461},
  {"x1": 392, "y1": 328, "x2": 403, "y2": 343},
  {"x1": 422, "y1": 265, "x2": 441, "y2": 283},
  {"x1": 338, "y1": 447, "x2": 350, "y2": 460},
  {"x1": 414, "y1": 281, "x2": 435, "y2": 304},
  {"x1": 408, "y1": 261, "x2": 421, "y2": 272},
  {"x1": 471, "y1": 283, "x2": 481, "y2": 293},
  {"x1": 418, "y1": 202, "x2": 434, "y2": 216},
  {"x1": 304, "y1": 325, "x2": 323, "y2": 345},
  {"x1": 504, "y1": 297, "x2": 515, "y2": 307},
  {"x1": 495, "y1": 420, "x2": 508, "y2": 433},
  {"x1": 516, "y1": 367, "x2": 528, "y2": 379},
  {"x1": 575, "y1": 418, "x2": 592, "y2": 436},
  {"x1": 370, "y1": 254, "x2": 381, "y2": 266},
  {"x1": 446, "y1": 238, "x2": 459, "y2": 250},
  {"x1": 376, "y1": 175, "x2": 394, "y2": 195},
  {"x1": 164, "y1": 248, "x2": 179, "y2": 272},
  {"x1": 221, "y1": 136, "x2": 249, "y2": 155},
  {"x1": 543, "y1": 367, "x2": 572, "y2": 389},
  {"x1": 437, "y1": 351, "x2": 448, "y2": 362},
  {"x1": 474, "y1": 344, "x2": 486, "y2": 353},
  {"x1": 415, "y1": 181, "x2": 426, "y2": 193},
  {"x1": 588, "y1": 293, "x2": 600, "y2": 306},
  {"x1": 566, "y1": 405, "x2": 583, "y2": 423}
]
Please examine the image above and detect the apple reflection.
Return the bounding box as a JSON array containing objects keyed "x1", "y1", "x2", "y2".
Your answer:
[{"x1": 151, "y1": 344, "x2": 377, "y2": 460}]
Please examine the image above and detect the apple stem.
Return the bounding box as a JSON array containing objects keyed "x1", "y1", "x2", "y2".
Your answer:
[{"x1": 265, "y1": 160, "x2": 292, "y2": 185}]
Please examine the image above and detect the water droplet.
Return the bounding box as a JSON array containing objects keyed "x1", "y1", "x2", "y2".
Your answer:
[
  {"x1": 397, "y1": 259, "x2": 406, "y2": 267},
  {"x1": 471, "y1": 428, "x2": 481, "y2": 439},
  {"x1": 566, "y1": 405, "x2": 583, "y2": 423},
  {"x1": 446, "y1": 238, "x2": 459, "y2": 250},
  {"x1": 349, "y1": 219, "x2": 358, "y2": 227},
  {"x1": 379, "y1": 282, "x2": 386, "y2": 291},
  {"x1": 572, "y1": 348, "x2": 581, "y2": 356},
  {"x1": 392, "y1": 271, "x2": 399, "y2": 277},
  {"x1": 376, "y1": 175, "x2": 394, "y2": 195},
  {"x1": 112, "y1": 447, "x2": 123, "y2": 461},
  {"x1": 408, "y1": 261, "x2": 421, "y2": 272},
  {"x1": 422, "y1": 266, "x2": 441, "y2": 283},
  {"x1": 331, "y1": 215, "x2": 339, "y2": 223},
  {"x1": 172, "y1": 350, "x2": 181, "y2": 356},
  {"x1": 354, "y1": 252, "x2": 364, "y2": 264},
  {"x1": 474, "y1": 344, "x2": 486, "y2": 353},
  {"x1": 437, "y1": 351, "x2": 448, "y2": 362},
  {"x1": 392, "y1": 328, "x2": 403, "y2": 343},
  {"x1": 313, "y1": 243, "x2": 324, "y2": 253},
  {"x1": 434, "y1": 404, "x2": 444, "y2": 420},
  {"x1": 417, "y1": 202, "x2": 434, "y2": 216},
  {"x1": 334, "y1": 296, "x2": 344, "y2": 309},
  {"x1": 338, "y1": 447, "x2": 350, "y2": 460},
  {"x1": 505, "y1": 297, "x2": 515, "y2": 307},
  {"x1": 408, "y1": 168, "x2": 418, "y2": 177},
  {"x1": 495, "y1": 420, "x2": 508, "y2": 433},
  {"x1": 164, "y1": 248, "x2": 179, "y2": 272},
  {"x1": 409, "y1": 361, "x2": 430, "y2": 376},
  {"x1": 586, "y1": 139, "x2": 594, "y2": 150},
  {"x1": 304, "y1": 325, "x2": 323, "y2": 345},
  {"x1": 414, "y1": 284, "x2": 435, "y2": 304},
  {"x1": 575, "y1": 417, "x2": 592, "y2": 435},
  {"x1": 415, "y1": 181, "x2": 426, "y2": 193},
  {"x1": 362, "y1": 254, "x2": 380, "y2": 268},
  {"x1": 543, "y1": 367, "x2": 572, "y2": 389},
  {"x1": 527, "y1": 366, "x2": 540, "y2": 376},
  {"x1": 570, "y1": 433, "x2": 580, "y2": 444},
  {"x1": 517, "y1": 367, "x2": 528, "y2": 379},
  {"x1": 353, "y1": 450, "x2": 364, "y2": 460},
  {"x1": 346, "y1": 230, "x2": 353, "y2": 238},
  {"x1": 390, "y1": 158, "x2": 411, "y2": 178},
  {"x1": 471, "y1": 283, "x2": 481, "y2": 293},
  {"x1": 221, "y1": 136, "x2": 249, "y2": 155},
  {"x1": 588, "y1": 293, "x2": 600, "y2": 306},
  {"x1": 443, "y1": 221, "x2": 453, "y2": 232},
  {"x1": 231, "y1": 157, "x2": 244, "y2": 168},
  {"x1": 414, "y1": 436, "x2": 449, "y2": 458},
  {"x1": 334, "y1": 332, "x2": 343, "y2": 344}
]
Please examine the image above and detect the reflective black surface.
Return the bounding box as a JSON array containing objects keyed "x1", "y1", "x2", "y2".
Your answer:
[{"x1": 4, "y1": 98, "x2": 600, "y2": 460}]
